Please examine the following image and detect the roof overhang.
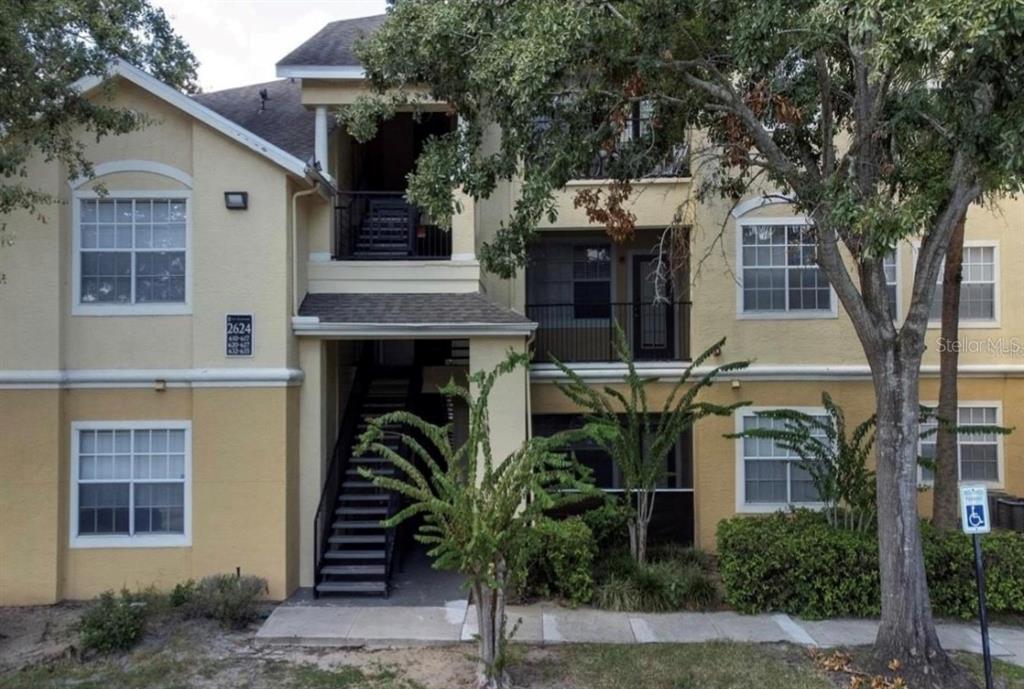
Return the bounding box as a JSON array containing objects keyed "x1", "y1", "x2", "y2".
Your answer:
[
  {"x1": 292, "y1": 316, "x2": 536, "y2": 339},
  {"x1": 74, "y1": 59, "x2": 328, "y2": 184}
]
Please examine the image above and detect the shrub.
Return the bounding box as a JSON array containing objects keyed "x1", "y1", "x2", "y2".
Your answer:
[
  {"x1": 512, "y1": 516, "x2": 595, "y2": 607},
  {"x1": 717, "y1": 511, "x2": 1024, "y2": 619},
  {"x1": 184, "y1": 574, "x2": 268, "y2": 629},
  {"x1": 579, "y1": 498, "x2": 631, "y2": 552},
  {"x1": 78, "y1": 589, "x2": 147, "y2": 653},
  {"x1": 593, "y1": 549, "x2": 717, "y2": 612},
  {"x1": 169, "y1": 579, "x2": 196, "y2": 608}
]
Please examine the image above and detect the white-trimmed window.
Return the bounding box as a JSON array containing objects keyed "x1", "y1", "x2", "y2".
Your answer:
[
  {"x1": 737, "y1": 410, "x2": 827, "y2": 509},
  {"x1": 73, "y1": 193, "x2": 191, "y2": 315},
  {"x1": 71, "y1": 421, "x2": 191, "y2": 548},
  {"x1": 927, "y1": 245, "x2": 997, "y2": 324},
  {"x1": 883, "y1": 250, "x2": 899, "y2": 320},
  {"x1": 738, "y1": 220, "x2": 834, "y2": 317},
  {"x1": 919, "y1": 405, "x2": 1002, "y2": 485}
]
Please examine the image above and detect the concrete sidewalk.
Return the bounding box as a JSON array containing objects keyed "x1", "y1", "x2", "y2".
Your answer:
[{"x1": 255, "y1": 602, "x2": 1024, "y2": 666}]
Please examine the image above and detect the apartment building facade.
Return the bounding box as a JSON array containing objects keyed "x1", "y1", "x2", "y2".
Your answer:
[{"x1": 1, "y1": 15, "x2": 1021, "y2": 604}]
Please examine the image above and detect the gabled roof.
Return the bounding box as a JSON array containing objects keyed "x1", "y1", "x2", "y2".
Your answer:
[
  {"x1": 74, "y1": 59, "x2": 311, "y2": 179},
  {"x1": 192, "y1": 79, "x2": 334, "y2": 162},
  {"x1": 276, "y1": 14, "x2": 386, "y2": 79}
]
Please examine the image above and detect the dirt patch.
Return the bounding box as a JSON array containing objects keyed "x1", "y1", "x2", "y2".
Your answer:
[{"x1": 0, "y1": 605, "x2": 83, "y2": 672}]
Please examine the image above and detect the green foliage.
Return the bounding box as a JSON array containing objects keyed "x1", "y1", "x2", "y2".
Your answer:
[
  {"x1": 355, "y1": 351, "x2": 595, "y2": 686},
  {"x1": 0, "y1": 0, "x2": 198, "y2": 214},
  {"x1": 554, "y1": 326, "x2": 749, "y2": 563},
  {"x1": 183, "y1": 574, "x2": 267, "y2": 629},
  {"x1": 593, "y1": 552, "x2": 717, "y2": 612},
  {"x1": 78, "y1": 589, "x2": 147, "y2": 653},
  {"x1": 169, "y1": 579, "x2": 196, "y2": 608},
  {"x1": 579, "y1": 497, "x2": 632, "y2": 552},
  {"x1": 348, "y1": 0, "x2": 1024, "y2": 276},
  {"x1": 718, "y1": 511, "x2": 1024, "y2": 619},
  {"x1": 511, "y1": 516, "x2": 595, "y2": 607},
  {"x1": 729, "y1": 393, "x2": 877, "y2": 532}
]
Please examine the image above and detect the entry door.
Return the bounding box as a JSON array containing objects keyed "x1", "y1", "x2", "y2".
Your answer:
[{"x1": 631, "y1": 254, "x2": 675, "y2": 360}]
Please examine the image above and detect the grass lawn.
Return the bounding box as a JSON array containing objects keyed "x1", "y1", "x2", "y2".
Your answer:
[{"x1": 2, "y1": 636, "x2": 1022, "y2": 689}]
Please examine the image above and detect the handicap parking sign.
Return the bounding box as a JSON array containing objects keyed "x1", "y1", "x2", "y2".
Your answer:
[{"x1": 960, "y1": 484, "x2": 991, "y2": 535}]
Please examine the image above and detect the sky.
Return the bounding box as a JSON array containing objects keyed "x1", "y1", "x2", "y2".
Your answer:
[{"x1": 152, "y1": 0, "x2": 388, "y2": 92}]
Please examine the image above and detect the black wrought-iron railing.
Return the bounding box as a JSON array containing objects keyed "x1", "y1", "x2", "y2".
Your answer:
[
  {"x1": 333, "y1": 190, "x2": 451, "y2": 260},
  {"x1": 312, "y1": 362, "x2": 371, "y2": 598},
  {"x1": 526, "y1": 301, "x2": 691, "y2": 363},
  {"x1": 578, "y1": 143, "x2": 691, "y2": 180}
]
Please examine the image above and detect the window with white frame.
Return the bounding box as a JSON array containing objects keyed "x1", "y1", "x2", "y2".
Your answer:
[
  {"x1": 76, "y1": 197, "x2": 188, "y2": 308},
  {"x1": 739, "y1": 222, "x2": 832, "y2": 314},
  {"x1": 883, "y1": 250, "x2": 899, "y2": 319},
  {"x1": 928, "y1": 246, "x2": 996, "y2": 322},
  {"x1": 919, "y1": 406, "x2": 1001, "y2": 484},
  {"x1": 740, "y1": 412, "x2": 827, "y2": 506},
  {"x1": 72, "y1": 423, "x2": 190, "y2": 547}
]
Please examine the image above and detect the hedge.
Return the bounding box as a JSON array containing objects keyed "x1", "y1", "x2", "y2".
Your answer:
[{"x1": 717, "y1": 510, "x2": 1024, "y2": 619}]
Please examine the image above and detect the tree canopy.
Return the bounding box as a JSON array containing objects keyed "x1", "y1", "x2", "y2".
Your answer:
[{"x1": 1, "y1": 0, "x2": 198, "y2": 213}]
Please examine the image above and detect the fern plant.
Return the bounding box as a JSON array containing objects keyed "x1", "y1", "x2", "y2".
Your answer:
[
  {"x1": 354, "y1": 351, "x2": 593, "y2": 689},
  {"x1": 730, "y1": 392, "x2": 877, "y2": 532},
  {"x1": 553, "y1": 325, "x2": 750, "y2": 564}
]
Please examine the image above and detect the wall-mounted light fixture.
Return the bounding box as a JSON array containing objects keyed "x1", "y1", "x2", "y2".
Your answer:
[{"x1": 224, "y1": 191, "x2": 249, "y2": 210}]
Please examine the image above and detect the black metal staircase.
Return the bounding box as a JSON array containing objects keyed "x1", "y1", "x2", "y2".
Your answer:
[{"x1": 313, "y1": 371, "x2": 415, "y2": 597}]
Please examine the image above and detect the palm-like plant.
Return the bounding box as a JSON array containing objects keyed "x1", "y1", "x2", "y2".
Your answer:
[
  {"x1": 354, "y1": 351, "x2": 592, "y2": 689},
  {"x1": 553, "y1": 326, "x2": 750, "y2": 564},
  {"x1": 730, "y1": 392, "x2": 877, "y2": 532}
]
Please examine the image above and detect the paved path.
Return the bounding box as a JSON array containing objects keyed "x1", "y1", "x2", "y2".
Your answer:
[{"x1": 256, "y1": 602, "x2": 1024, "y2": 666}]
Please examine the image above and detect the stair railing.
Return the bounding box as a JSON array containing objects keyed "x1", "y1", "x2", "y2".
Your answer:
[
  {"x1": 312, "y1": 360, "x2": 372, "y2": 598},
  {"x1": 382, "y1": 367, "x2": 424, "y2": 588}
]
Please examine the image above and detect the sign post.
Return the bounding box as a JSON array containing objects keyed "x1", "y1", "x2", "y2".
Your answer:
[{"x1": 960, "y1": 483, "x2": 994, "y2": 689}]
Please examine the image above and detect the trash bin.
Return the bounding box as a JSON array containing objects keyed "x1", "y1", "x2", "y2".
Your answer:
[{"x1": 995, "y1": 498, "x2": 1024, "y2": 532}]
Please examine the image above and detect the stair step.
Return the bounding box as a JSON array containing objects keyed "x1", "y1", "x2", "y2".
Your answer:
[
  {"x1": 338, "y1": 494, "x2": 388, "y2": 502},
  {"x1": 316, "y1": 581, "x2": 387, "y2": 595},
  {"x1": 328, "y1": 534, "x2": 386, "y2": 544},
  {"x1": 324, "y1": 549, "x2": 385, "y2": 560},
  {"x1": 346, "y1": 468, "x2": 394, "y2": 477},
  {"x1": 335, "y1": 506, "x2": 389, "y2": 516},
  {"x1": 320, "y1": 564, "x2": 386, "y2": 576},
  {"x1": 341, "y1": 480, "x2": 379, "y2": 489},
  {"x1": 332, "y1": 520, "x2": 385, "y2": 530}
]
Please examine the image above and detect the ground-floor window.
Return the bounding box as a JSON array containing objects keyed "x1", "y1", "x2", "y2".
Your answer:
[
  {"x1": 70, "y1": 421, "x2": 191, "y2": 548},
  {"x1": 919, "y1": 404, "x2": 1002, "y2": 485},
  {"x1": 737, "y1": 409, "x2": 828, "y2": 510}
]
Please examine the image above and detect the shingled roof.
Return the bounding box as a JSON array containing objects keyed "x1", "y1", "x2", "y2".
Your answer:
[
  {"x1": 191, "y1": 78, "x2": 332, "y2": 162},
  {"x1": 296, "y1": 292, "x2": 536, "y2": 335},
  {"x1": 277, "y1": 14, "x2": 387, "y2": 68}
]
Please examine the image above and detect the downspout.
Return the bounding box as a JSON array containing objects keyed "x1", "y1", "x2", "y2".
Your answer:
[{"x1": 291, "y1": 185, "x2": 319, "y2": 316}]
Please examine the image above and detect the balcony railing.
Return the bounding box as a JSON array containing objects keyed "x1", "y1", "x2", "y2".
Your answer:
[
  {"x1": 333, "y1": 191, "x2": 451, "y2": 260},
  {"x1": 527, "y1": 301, "x2": 691, "y2": 363},
  {"x1": 578, "y1": 143, "x2": 690, "y2": 180}
]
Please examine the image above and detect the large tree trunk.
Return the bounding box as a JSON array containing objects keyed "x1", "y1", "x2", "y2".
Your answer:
[
  {"x1": 868, "y1": 347, "x2": 978, "y2": 688},
  {"x1": 933, "y1": 218, "x2": 966, "y2": 531}
]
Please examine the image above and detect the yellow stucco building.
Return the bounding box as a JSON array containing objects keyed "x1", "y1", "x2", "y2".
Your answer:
[{"x1": 1, "y1": 15, "x2": 1020, "y2": 604}]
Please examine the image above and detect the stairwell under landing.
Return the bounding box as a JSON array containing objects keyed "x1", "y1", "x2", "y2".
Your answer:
[{"x1": 314, "y1": 373, "x2": 412, "y2": 597}]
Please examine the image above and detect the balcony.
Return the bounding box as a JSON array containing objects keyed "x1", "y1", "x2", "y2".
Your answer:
[
  {"x1": 333, "y1": 191, "x2": 451, "y2": 260},
  {"x1": 527, "y1": 301, "x2": 691, "y2": 363}
]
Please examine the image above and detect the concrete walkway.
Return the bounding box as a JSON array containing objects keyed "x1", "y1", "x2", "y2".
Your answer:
[{"x1": 256, "y1": 603, "x2": 1024, "y2": 666}]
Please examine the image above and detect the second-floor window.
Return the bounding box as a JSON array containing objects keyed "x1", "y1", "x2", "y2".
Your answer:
[
  {"x1": 527, "y1": 241, "x2": 612, "y2": 320},
  {"x1": 928, "y1": 245, "x2": 997, "y2": 323},
  {"x1": 738, "y1": 221, "x2": 833, "y2": 317},
  {"x1": 74, "y1": 195, "x2": 189, "y2": 314}
]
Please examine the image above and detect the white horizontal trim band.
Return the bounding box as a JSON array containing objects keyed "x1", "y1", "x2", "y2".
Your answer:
[
  {"x1": 0, "y1": 368, "x2": 304, "y2": 389},
  {"x1": 275, "y1": 65, "x2": 367, "y2": 80},
  {"x1": 530, "y1": 362, "x2": 1024, "y2": 382}
]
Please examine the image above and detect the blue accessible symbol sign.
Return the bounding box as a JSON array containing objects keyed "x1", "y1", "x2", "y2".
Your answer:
[{"x1": 960, "y1": 484, "x2": 991, "y2": 535}]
